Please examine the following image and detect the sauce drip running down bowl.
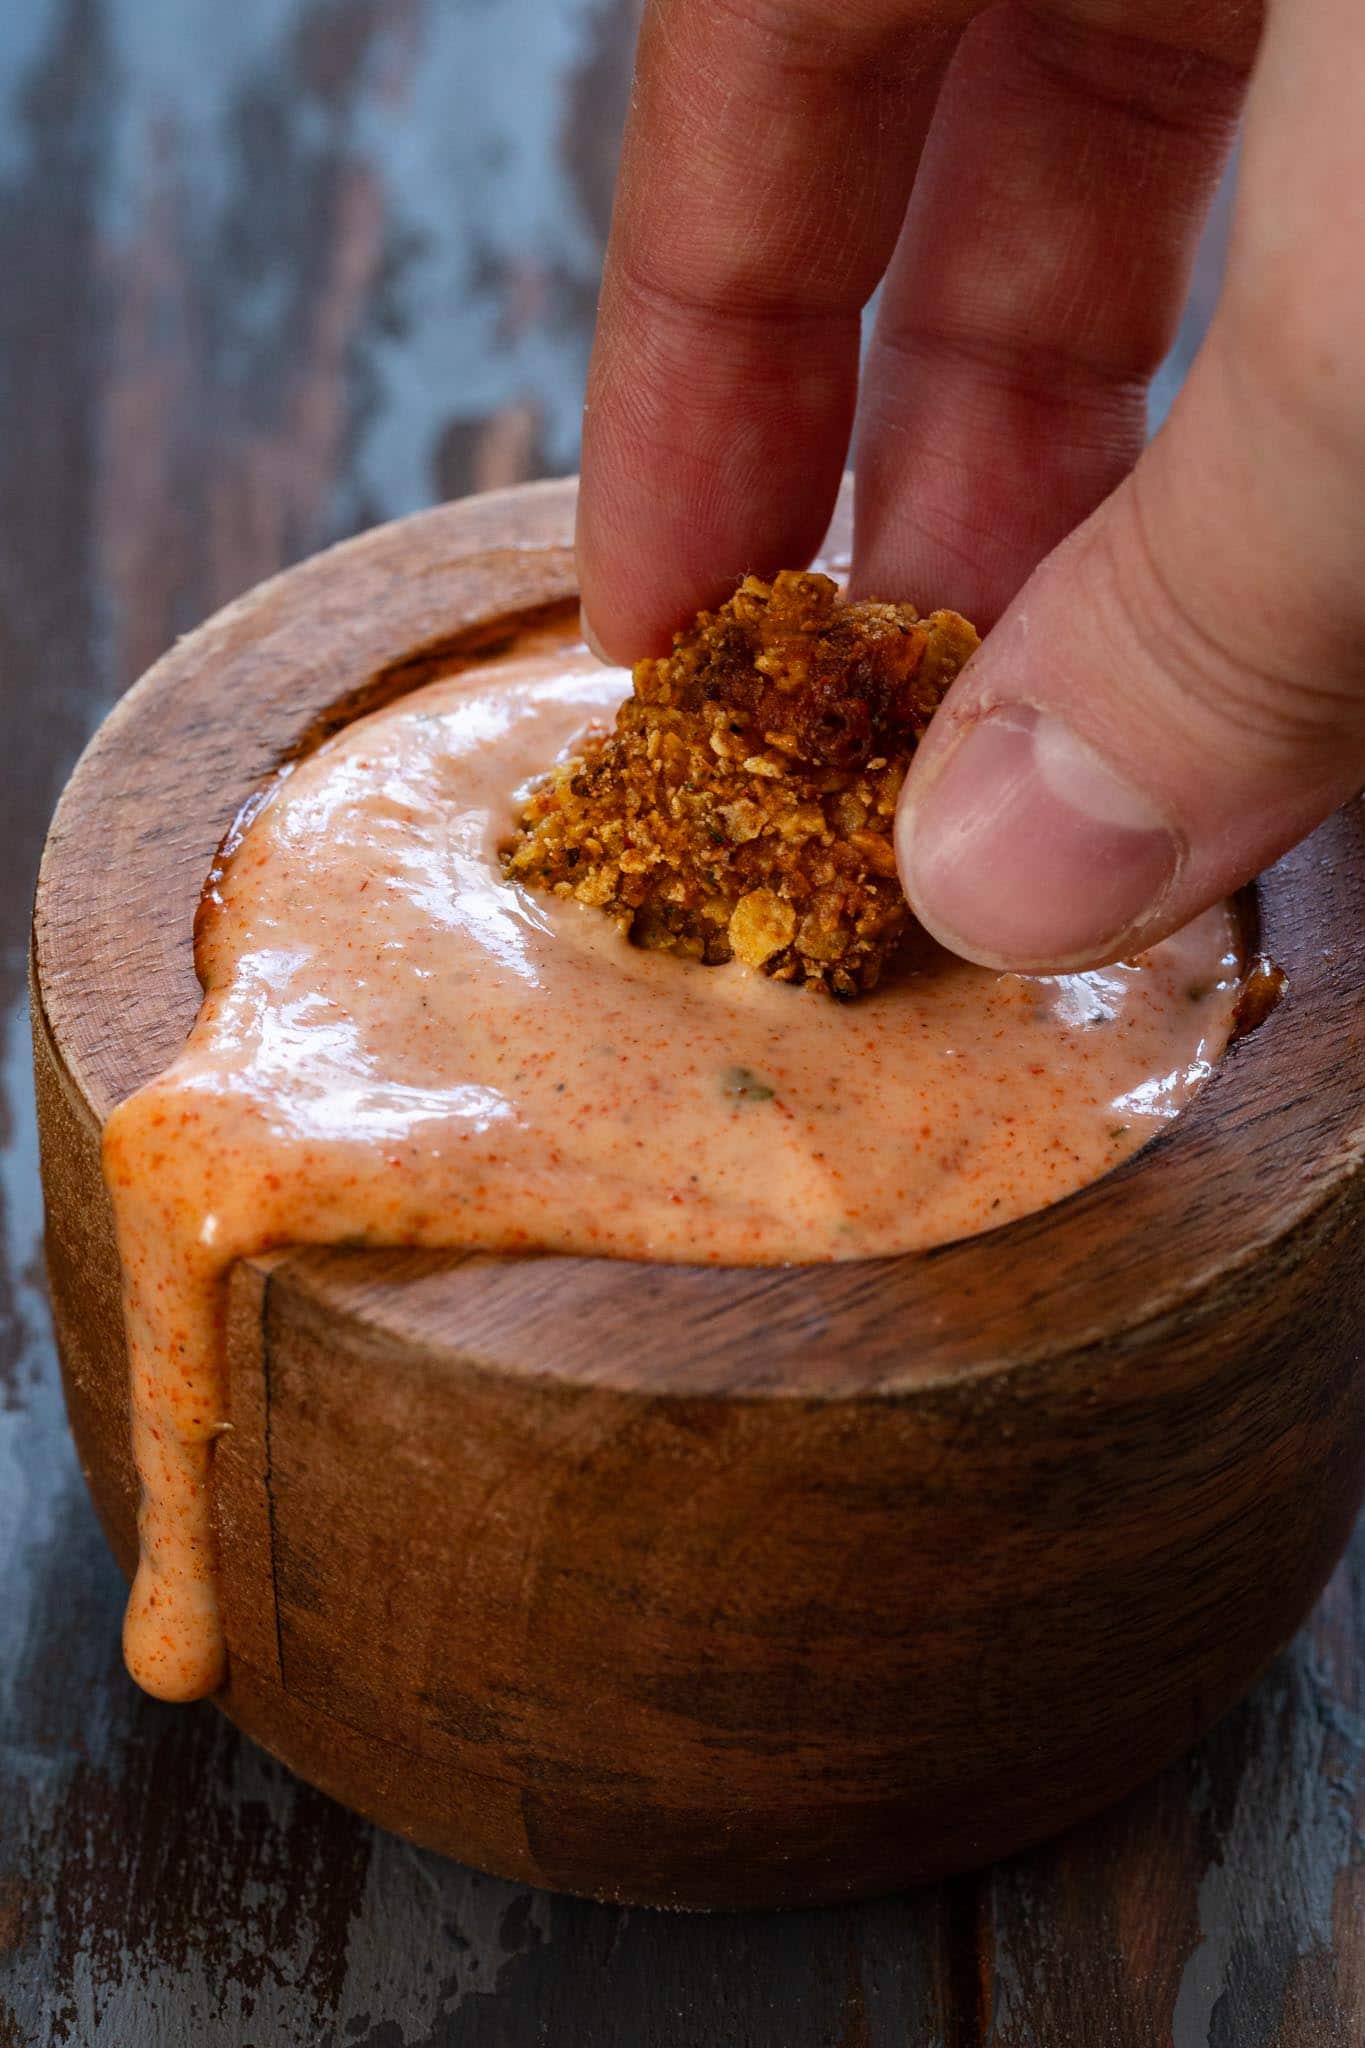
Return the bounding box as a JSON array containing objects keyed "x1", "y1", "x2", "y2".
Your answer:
[{"x1": 31, "y1": 480, "x2": 1365, "y2": 1909}]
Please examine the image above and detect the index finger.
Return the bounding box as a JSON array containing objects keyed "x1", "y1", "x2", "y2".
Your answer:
[{"x1": 576, "y1": 0, "x2": 974, "y2": 660}]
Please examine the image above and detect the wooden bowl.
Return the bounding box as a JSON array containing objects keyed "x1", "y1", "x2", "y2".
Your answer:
[{"x1": 31, "y1": 479, "x2": 1365, "y2": 1910}]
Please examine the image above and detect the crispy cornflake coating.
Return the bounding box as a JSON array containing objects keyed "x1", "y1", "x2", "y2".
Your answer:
[{"x1": 502, "y1": 570, "x2": 979, "y2": 997}]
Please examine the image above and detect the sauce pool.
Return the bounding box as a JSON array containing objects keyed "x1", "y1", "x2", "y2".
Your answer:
[{"x1": 102, "y1": 629, "x2": 1242, "y2": 1701}]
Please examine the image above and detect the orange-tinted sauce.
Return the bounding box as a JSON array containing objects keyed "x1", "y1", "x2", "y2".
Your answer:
[{"x1": 103, "y1": 629, "x2": 1242, "y2": 1700}]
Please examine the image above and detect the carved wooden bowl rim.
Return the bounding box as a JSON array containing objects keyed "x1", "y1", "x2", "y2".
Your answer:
[{"x1": 32, "y1": 477, "x2": 1365, "y2": 1405}]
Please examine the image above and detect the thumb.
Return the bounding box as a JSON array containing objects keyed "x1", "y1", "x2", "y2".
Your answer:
[
  {"x1": 895, "y1": 0, "x2": 1365, "y2": 972},
  {"x1": 896, "y1": 322, "x2": 1365, "y2": 971}
]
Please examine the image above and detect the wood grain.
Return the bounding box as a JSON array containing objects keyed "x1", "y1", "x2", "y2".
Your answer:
[
  {"x1": 31, "y1": 477, "x2": 1365, "y2": 1912},
  {"x1": 3, "y1": 0, "x2": 1363, "y2": 2039}
]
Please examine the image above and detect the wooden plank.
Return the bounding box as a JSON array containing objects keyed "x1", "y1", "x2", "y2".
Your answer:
[
  {"x1": 980, "y1": 1546, "x2": 1365, "y2": 2048},
  {"x1": 0, "y1": 0, "x2": 1360, "y2": 2040}
]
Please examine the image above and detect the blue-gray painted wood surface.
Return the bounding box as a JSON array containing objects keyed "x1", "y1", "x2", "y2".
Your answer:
[{"x1": 0, "y1": 3, "x2": 1359, "y2": 2041}]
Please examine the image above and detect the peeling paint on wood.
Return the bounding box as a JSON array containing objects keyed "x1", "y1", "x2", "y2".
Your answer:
[{"x1": 0, "y1": 0, "x2": 1358, "y2": 2042}]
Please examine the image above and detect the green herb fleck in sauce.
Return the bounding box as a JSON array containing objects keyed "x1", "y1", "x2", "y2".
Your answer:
[{"x1": 722, "y1": 1065, "x2": 776, "y2": 1103}]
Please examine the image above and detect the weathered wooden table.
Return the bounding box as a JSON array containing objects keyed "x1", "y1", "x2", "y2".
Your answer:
[{"x1": 1, "y1": 4, "x2": 1360, "y2": 2042}]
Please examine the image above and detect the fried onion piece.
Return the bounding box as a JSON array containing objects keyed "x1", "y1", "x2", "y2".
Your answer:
[{"x1": 502, "y1": 570, "x2": 979, "y2": 997}]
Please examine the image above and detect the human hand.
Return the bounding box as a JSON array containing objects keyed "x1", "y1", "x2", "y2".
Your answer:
[{"x1": 575, "y1": 0, "x2": 1365, "y2": 970}]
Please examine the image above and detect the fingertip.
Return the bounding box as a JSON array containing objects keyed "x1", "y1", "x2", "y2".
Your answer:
[
  {"x1": 896, "y1": 700, "x2": 1182, "y2": 973},
  {"x1": 574, "y1": 485, "x2": 684, "y2": 664},
  {"x1": 577, "y1": 604, "x2": 615, "y2": 667},
  {"x1": 573, "y1": 578, "x2": 680, "y2": 665}
]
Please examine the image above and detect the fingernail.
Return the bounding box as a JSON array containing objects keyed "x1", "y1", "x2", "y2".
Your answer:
[
  {"x1": 897, "y1": 706, "x2": 1181, "y2": 970},
  {"x1": 578, "y1": 604, "x2": 613, "y2": 665}
]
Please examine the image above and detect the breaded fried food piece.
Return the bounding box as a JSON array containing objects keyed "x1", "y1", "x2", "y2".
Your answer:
[{"x1": 503, "y1": 570, "x2": 979, "y2": 997}]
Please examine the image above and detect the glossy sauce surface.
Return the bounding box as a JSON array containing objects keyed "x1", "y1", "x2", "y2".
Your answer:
[{"x1": 103, "y1": 632, "x2": 1242, "y2": 1700}]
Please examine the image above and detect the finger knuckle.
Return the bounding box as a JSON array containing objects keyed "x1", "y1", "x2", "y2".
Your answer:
[
  {"x1": 1113, "y1": 485, "x2": 1365, "y2": 760},
  {"x1": 1231, "y1": 269, "x2": 1365, "y2": 463}
]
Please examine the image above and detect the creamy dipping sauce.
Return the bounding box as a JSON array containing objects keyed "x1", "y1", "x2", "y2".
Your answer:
[{"x1": 103, "y1": 629, "x2": 1242, "y2": 1701}]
